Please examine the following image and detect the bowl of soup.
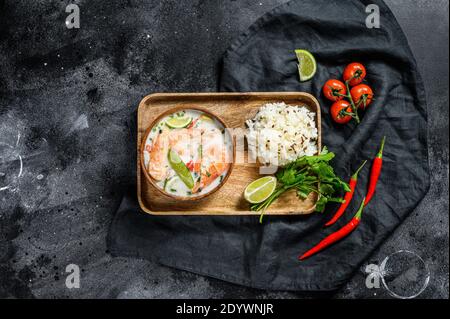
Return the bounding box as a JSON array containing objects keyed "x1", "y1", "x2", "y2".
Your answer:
[{"x1": 140, "y1": 107, "x2": 235, "y2": 200}]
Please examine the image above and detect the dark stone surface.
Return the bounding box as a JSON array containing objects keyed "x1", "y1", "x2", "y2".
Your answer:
[{"x1": 0, "y1": 0, "x2": 448, "y2": 298}]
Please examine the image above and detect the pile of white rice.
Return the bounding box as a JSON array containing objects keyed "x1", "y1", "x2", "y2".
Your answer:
[{"x1": 246, "y1": 102, "x2": 318, "y2": 166}]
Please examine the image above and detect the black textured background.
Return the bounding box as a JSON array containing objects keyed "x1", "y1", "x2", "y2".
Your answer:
[{"x1": 0, "y1": 0, "x2": 448, "y2": 298}]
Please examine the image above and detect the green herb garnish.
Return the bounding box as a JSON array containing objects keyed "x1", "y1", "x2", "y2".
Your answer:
[{"x1": 252, "y1": 147, "x2": 350, "y2": 222}]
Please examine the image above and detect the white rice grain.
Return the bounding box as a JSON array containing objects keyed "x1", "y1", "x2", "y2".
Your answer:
[{"x1": 246, "y1": 102, "x2": 318, "y2": 166}]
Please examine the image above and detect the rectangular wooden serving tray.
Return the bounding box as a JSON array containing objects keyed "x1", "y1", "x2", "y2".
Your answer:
[{"x1": 137, "y1": 92, "x2": 321, "y2": 215}]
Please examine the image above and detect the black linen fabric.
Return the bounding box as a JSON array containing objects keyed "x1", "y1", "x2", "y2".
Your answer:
[{"x1": 108, "y1": 0, "x2": 430, "y2": 291}]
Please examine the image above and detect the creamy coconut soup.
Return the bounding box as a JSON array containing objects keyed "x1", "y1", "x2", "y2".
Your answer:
[{"x1": 143, "y1": 109, "x2": 233, "y2": 198}]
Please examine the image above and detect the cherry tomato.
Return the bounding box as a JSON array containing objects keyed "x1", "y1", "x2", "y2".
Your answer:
[
  {"x1": 330, "y1": 100, "x2": 353, "y2": 124},
  {"x1": 323, "y1": 79, "x2": 347, "y2": 101},
  {"x1": 343, "y1": 63, "x2": 366, "y2": 86},
  {"x1": 351, "y1": 84, "x2": 374, "y2": 109}
]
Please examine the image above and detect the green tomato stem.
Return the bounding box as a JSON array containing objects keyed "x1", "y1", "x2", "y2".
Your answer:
[{"x1": 344, "y1": 80, "x2": 360, "y2": 123}]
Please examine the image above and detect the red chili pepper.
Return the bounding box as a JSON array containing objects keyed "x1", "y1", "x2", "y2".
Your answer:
[
  {"x1": 187, "y1": 118, "x2": 198, "y2": 129},
  {"x1": 364, "y1": 136, "x2": 386, "y2": 206},
  {"x1": 299, "y1": 198, "x2": 365, "y2": 261},
  {"x1": 325, "y1": 160, "x2": 367, "y2": 227}
]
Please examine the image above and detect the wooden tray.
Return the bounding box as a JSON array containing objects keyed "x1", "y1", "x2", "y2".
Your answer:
[{"x1": 137, "y1": 92, "x2": 321, "y2": 215}]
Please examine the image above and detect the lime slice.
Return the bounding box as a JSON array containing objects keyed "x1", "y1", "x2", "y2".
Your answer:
[
  {"x1": 295, "y1": 49, "x2": 317, "y2": 82},
  {"x1": 168, "y1": 149, "x2": 194, "y2": 189},
  {"x1": 166, "y1": 116, "x2": 192, "y2": 129},
  {"x1": 244, "y1": 176, "x2": 277, "y2": 204},
  {"x1": 164, "y1": 176, "x2": 190, "y2": 195}
]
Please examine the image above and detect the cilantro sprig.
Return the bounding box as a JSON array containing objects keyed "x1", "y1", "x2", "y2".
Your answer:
[{"x1": 252, "y1": 147, "x2": 350, "y2": 222}]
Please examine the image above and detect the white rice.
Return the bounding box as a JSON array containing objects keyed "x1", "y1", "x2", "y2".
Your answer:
[{"x1": 246, "y1": 102, "x2": 318, "y2": 166}]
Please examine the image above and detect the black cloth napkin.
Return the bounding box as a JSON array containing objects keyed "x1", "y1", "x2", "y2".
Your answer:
[{"x1": 108, "y1": 0, "x2": 429, "y2": 291}]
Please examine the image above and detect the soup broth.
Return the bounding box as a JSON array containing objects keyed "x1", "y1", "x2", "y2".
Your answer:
[{"x1": 143, "y1": 109, "x2": 233, "y2": 198}]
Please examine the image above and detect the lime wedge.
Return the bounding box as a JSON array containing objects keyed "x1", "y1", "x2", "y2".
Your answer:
[
  {"x1": 166, "y1": 116, "x2": 192, "y2": 129},
  {"x1": 244, "y1": 176, "x2": 277, "y2": 204},
  {"x1": 295, "y1": 49, "x2": 317, "y2": 82},
  {"x1": 168, "y1": 149, "x2": 194, "y2": 189}
]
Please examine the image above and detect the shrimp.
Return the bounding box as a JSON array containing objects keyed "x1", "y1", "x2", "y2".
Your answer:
[
  {"x1": 147, "y1": 128, "x2": 200, "y2": 181},
  {"x1": 193, "y1": 129, "x2": 230, "y2": 193},
  {"x1": 148, "y1": 130, "x2": 170, "y2": 181}
]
